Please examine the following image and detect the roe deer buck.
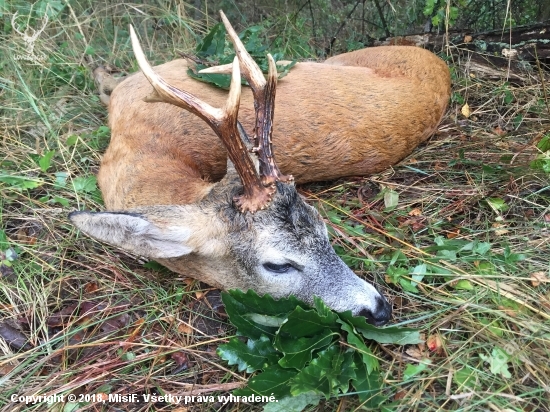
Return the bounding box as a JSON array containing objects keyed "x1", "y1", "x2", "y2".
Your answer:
[{"x1": 69, "y1": 11, "x2": 451, "y2": 326}]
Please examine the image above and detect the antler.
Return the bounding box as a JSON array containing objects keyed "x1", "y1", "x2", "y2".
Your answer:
[
  {"x1": 129, "y1": 25, "x2": 275, "y2": 213},
  {"x1": 218, "y1": 11, "x2": 293, "y2": 187}
]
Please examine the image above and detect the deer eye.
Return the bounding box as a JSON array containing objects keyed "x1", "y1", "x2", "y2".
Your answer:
[{"x1": 263, "y1": 262, "x2": 293, "y2": 273}]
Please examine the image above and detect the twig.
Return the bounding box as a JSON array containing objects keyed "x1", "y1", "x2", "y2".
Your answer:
[
  {"x1": 361, "y1": 0, "x2": 366, "y2": 37},
  {"x1": 308, "y1": 0, "x2": 316, "y2": 42},
  {"x1": 444, "y1": 0, "x2": 451, "y2": 55},
  {"x1": 372, "y1": 0, "x2": 391, "y2": 38},
  {"x1": 328, "y1": 0, "x2": 363, "y2": 54},
  {"x1": 534, "y1": 45, "x2": 550, "y2": 121},
  {"x1": 291, "y1": 0, "x2": 311, "y2": 23},
  {"x1": 350, "y1": 16, "x2": 384, "y2": 30}
]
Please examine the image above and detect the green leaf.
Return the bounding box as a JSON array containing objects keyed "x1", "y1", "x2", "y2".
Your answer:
[
  {"x1": 537, "y1": 135, "x2": 550, "y2": 152},
  {"x1": 399, "y1": 277, "x2": 419, "y2": 293},
  {"x1": 66, "y1": 135, "x2": 79, "y2": 147},
  {"x1": 339, "y1": 321, "x2": 378, "y2": 374},
  {"x1": 275, "y1": 302, "x2": 340, "y2": 369},
  {"x1": 227, "y1": 290, "x2": 309, "y2": 317},
  {"x1": 437, "y1": 249, "x2": 457, "y2": 261},
  {"x1": 453, "y1": 279, "x2": 473, "y2": 290},
  {"x1": 503, "y1": 246, "x2": 526, "y2": 263},
  {"x1": 351, "y1": 352, "x2": 385, "y2": 406},
  {"x1": 54, "y1": 171, "x2": 68, "y2": 188},
  {"x1": 313, "y1": 297, "x2": 341, "y2": 325},
  {"x1": 411, "y1": 263, "x2": 427, "y2": 286},
  {"x1": 279, "y1": 303, "x2": 339, "y2": 338},
  {"x1": 94, "y1": 125, "x2": 111, "y2": 138},
  {"x1": 38, "y1": 150, "x2": 55, "y2": 172},
  {"x1": 386, "y1": 265, "x2": 409, "y2": 285},
  {"x1": 453, "y1": 365, "x2": 478, "y2": 390},
  {"x1": 0, "y1": 173, "x2": 43, "y2": 190},
  {"x1": 235, "y1": 363, "x2": 295, "y2": 398},
  {"x1": 195, "y1": 22, "x2": 227, "y2": 57},
  {"x1": 423, "y1": 0, "x2": 436, "y2": 15},
  {"x1": 276, "y1": 60, "x2": 297, "y2": 79},
  {"x1": 473, "y1": 241, "x2": 491, "y2": 255},
  {"x1": 5, "y1": 248, "x2": 17, "y2": 262},
  {"x1": 35, "y1": 0, "x2": 65, "y2": 18},
  {"x1": 95, "y1": 383, "x2": 113, "y2": 394},
  {"x1": 276, "y1": 329, "x2": 335, "y2": 369},
  {"x1": 337, "y1": 350, "x2": 357, "y2": 394},
  {"x1": 188, "y1": 20, "x2": 296, "y2": 90},
  {"x1": 142, "y1": 260, "x2": 171, "y2": 274},
  {"x1": 479, "y1": 347, "x2": 511, "y2": 378},
  {"x1": 403, "y1": 361, "x2": 431, "y2": 380},
  {"x1": 530, "y1": 148, "x2": 550, "y2": 172},
  {"x1": 63, "y1": 403, "x2": 79, "y2": 412},
  {"x1": 479, "y1": 318, "x2": 504, "y2": 337},
  {"x1": 290, "y1": 346, "x2": 344, "y2": 399},
  {"x1": 263, "y1": 391, "x2": 321, "y2": 412},
  {"x1": 218, "y1": 335, "x2": 280, "y2": 373},
  {"x1": 475, "y1": 260, "x2": 495, "y2": 275},
  {"x1": 222, "y1": 290, "x2": 309, "y2": 339},
  {"x1": 384, "y1": 189, "x2": 399, "y2": 208},
  {"x1": 52, "y1": 196, "x2": 70, "y2": 207},
  {"x1": 504, "y1": 90, "x2": 514, "y2": 105},
  {"x1": 223, "y1": 296, "x2": 277, "y2": 339},
  {"x1": 120, "y1": 351, "x2": 136, "y2": 361},
  {"x1": 452, "y1": 92, "x2": 465, "y2": 105},
  {"x1": 486, "y1": 197, "x2": 509, "y2": 213},
  {"x1": 449, "y1": 6, "x2": 459, "y2": 21},
  {"x1": 0, "y1": 230, "x2": 8, "y2": 249},
  {"x1": 219, "y1": 291, "x2": 414, "y2": 405},
  {"x1": 72, "y1": 175, "x2": 98, "y2": 194},
  {"x1": 188, "y1": 70, "x2": 232, "y2": 89},
  {"x1": 339, "y1": 311, "x2": 422, "y2": 345},
  {"x1": 246, "y1": 313, "x2": 286, "y2": 328}
]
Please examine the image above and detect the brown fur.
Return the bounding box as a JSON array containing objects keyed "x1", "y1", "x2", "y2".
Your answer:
[{"x1": 98, "y1": 46, "x2": 450, "y2": 209}]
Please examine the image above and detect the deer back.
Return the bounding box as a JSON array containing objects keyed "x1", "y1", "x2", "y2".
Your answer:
[{"x1": 99, "y1": 45, "x2": 450, "y2": 209}]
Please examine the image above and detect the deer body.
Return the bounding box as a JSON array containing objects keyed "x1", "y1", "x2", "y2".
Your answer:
[
  {"x1": 100, "y1": 47, "x2": 450, "y2": 209},
  {"x1": 70, "y1": 14, "x2": 450, "y2": 326}
]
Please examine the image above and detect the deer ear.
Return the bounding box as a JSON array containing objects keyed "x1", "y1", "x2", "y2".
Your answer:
[{"x1": 69, "y1": 210, "x2": 196, "y2": 259}]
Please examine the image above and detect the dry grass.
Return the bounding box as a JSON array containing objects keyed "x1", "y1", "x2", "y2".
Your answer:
[{"x1": 0, "y1": 1, "x2": 549, "y2": 411}]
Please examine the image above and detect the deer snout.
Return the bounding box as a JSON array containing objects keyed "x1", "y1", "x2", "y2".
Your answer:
[{"x1": 358, "y1": 295, "x2": 392, "y2": 326}]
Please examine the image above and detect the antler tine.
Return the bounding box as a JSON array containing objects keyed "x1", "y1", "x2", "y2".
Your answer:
[
  {"x1": 219, "y1": 11, "x2": 293, "y2": 186},
  {"x1": 130, "y1": 25, "x2": 275, "y2": 213},
  {"x1": 219, "y1": 11, "x2": 266, "y2": 94},
  {"x1": 198, "y1": 62, "x2": 233, "y2": 74},
  {"x1": 198, "y1": 60, "x2": 293, "y2": 75}
]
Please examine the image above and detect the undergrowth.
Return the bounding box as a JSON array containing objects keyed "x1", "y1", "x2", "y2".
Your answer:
[{"x1": 0, "y1": 1, "x2": 549, "y2": 411}]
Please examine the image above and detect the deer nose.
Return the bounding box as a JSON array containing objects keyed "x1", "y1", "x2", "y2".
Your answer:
[{"x1": 358, "y1": 295, "x2": 392, "y2": 326}]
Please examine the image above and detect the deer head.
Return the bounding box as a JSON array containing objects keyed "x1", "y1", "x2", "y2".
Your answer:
[{"x1": 69, "y1": 12, "x2": 392, "y2": 326}]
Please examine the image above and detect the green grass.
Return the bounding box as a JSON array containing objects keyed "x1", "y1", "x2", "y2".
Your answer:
[{"x1": 1, "y1": 1, "x2": 550, "y2": 411}]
